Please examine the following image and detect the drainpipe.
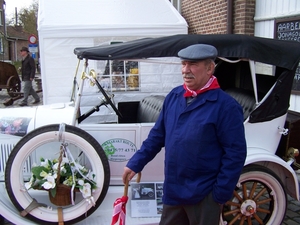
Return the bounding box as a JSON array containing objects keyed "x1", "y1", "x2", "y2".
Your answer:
[
  {"x1": 3, "y1": 0, "x2": 7, "y2": 37},
  {"x1": 227, "y1": 0, "x2": 233, "y2": 34}
]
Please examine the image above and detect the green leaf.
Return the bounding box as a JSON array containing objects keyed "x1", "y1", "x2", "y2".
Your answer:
[
  {"x1": 50, "y1": 187, "x2": 57, "y2": 198},
  {"x1": 31, "y1": 166, "x2": 49, "y2": 179}
]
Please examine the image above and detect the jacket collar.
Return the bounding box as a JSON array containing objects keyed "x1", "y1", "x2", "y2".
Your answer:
[{"x1": 175, "y1": 86, "x2": 219, "y2": 111}]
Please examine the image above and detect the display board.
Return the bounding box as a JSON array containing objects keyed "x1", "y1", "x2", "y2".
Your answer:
[
  {"x1": 275, "y1": 17, "x2": 300, "y2": 93},
  {"x1": 130, "y1": 182, "x2": 163, "y2": 217}
]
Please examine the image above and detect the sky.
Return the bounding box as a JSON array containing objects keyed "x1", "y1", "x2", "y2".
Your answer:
[{"x1": 5, "y1": 0, "x2": 33, "y2": 19}]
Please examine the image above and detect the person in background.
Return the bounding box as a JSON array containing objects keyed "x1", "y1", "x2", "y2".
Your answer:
[
  {"x1": 19, "y1": 46, "x2": 40, "y2": 106},
  {"x1": 122, "y1": 44, "x2": 247, "y2": 225}
]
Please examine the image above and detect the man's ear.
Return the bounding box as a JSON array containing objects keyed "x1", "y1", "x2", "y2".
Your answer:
[{"x1": 206, "y1": 62, "x2": 214, "y2": 75}]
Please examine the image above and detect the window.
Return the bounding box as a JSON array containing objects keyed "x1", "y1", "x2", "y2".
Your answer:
[
  {"x1": 0, "y1": 38, "x2": 4, "y2": 54},
  {"x1": 170, "y1": 0, "x2": 181, "y2": 13},
  {"x1": 100, "y1": 42, "x2": 140, "y2": 92}
]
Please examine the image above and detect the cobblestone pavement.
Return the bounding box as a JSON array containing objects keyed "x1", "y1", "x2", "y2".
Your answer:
[
  {"x1": 284, "y1": 192, "x2": 300, "y2": 225},
  {"x1": 1, "y1": 81, "x2": 300, "y2": 224},
  {"x1": 0, "y1": 76, "x2": 43, "y2": 109}
]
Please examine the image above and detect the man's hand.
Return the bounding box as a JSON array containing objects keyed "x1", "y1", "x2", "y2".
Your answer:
[{"x1": 122, "y1": 167, "x2": 136, "y2": 184}]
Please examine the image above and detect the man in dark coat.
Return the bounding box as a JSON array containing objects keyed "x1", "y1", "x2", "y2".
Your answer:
[{"x1": 19, "y1": 46, "x2": 40, "y2": 106}]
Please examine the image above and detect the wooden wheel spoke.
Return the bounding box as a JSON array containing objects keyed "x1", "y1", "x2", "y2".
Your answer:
[
  {"x1": 233, "y1": 190, "x2": 244, "y2": 202},
  {"x1": 247, "y1": 216, "x2": 252, "y2": 225},
  {"x1": 256, "y1": 207, "x2": 271, "y2": 214},
  {"x1": 228, "y1": 213, "x2": 243, "y2": 225},
  {"x1": 225, "y1": 201, "x2": 241, "y2": 207},
  {"x1": 249, "y1": 182, "x2": 257, "y2": 199},
  {"x1": 223, "y1": 208, "x2": 241, "y2": 216},
  {"x1": 252, "y1": 212, "x2": 264, "y2": 225},
  {"x1": 253, "y1": 187, "x2": 267, "y2": 201},
  {"x1": 256, "y1": 198, "x2": 272, "y2": 206},
  {"x1": 239, "y1": 215, "x2": 246, "y2": 225},
  {"x1": 242, "y1": 183, "x2": 248, "y2": 199}
]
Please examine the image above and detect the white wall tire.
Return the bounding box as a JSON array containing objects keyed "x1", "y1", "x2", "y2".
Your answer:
[
  {"x1": 5, "y1": 124, "x2": 110, "y2": 224},
  {"x1": 221, "y1": 165, "x2": 286, "y2": 225}
]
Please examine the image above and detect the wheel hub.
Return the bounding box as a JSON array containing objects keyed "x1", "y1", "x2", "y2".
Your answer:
[{"x1": 240, "y1": 199, "x2": 256, "y2": 216}]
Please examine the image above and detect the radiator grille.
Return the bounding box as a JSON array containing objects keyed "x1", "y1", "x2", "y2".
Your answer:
[{"x1": 0, "y1": 143, "x2": 32, "y2": 181}]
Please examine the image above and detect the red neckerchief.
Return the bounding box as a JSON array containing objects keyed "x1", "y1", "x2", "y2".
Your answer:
[{"x1": 183, "y1": 75, "x2": 220, "y2": 98}]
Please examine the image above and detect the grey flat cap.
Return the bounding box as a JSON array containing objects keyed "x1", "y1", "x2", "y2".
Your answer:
[{"x1": 178, "y1": 44, "x2": 217, "y2": 61}]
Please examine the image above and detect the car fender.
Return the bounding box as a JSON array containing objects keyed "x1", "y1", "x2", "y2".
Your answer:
[
  {"x1": 245, "y1": 147, "x2": 299, "y2": 200},
  {"x1": 35, "y1": 103, "x2": 75, "y2": 129},
  {"x1": 0, "y1": 103, "x2": 75, "y2": 136}
]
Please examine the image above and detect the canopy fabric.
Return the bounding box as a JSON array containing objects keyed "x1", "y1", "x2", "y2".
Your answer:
[
  {"x1": 74, "y1": 34, "x2": 300, "y2": 123},
  {"x1": 38, "y1": 0, "x2": 187, "y2": 37},
  {"x1": 37, "y1": 0, "x2": 187, "y2": 105},
  {"x1": 74, "y1": 34, "x2": 300, "y2": 70}
]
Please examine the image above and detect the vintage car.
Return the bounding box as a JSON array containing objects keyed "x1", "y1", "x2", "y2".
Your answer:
[{"x1": 1, "y1": 34, "x2": 300, "y2": 225}]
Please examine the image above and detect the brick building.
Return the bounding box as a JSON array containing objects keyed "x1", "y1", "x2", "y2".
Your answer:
[
  {"x1": 178, "y1": 0, "x2": 256, "y2": 35},
  {"x1": 174, "y1": 0, "x2": 300, "y2": 112},
  {"x1": 0, "y1": 0, "x2": 31, "y2": 62}
]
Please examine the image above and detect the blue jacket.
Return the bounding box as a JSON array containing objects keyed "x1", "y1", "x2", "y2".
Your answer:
[{"x1": 126, "y1": 86, "x2": 247, "y2": 205}]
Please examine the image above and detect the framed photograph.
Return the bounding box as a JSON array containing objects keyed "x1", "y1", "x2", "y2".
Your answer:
[{"x1": 130, "y1": 182, "x2": 163, "y2": 217}]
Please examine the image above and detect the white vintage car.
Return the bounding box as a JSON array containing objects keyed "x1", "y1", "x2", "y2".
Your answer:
[{"x1": 1, "y1": 34, "x2": 300, "y2": 225}]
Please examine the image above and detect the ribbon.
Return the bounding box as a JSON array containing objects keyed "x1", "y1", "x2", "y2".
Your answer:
[
  {"x1": 111, "y1": 196, "x2": 128, "y2": 225},
  {"x1": 58, "y1": 123, "x2": 66, "y2": 142},
  {"x1": 183, "y1": 75, "x2": 220, "y2": 97},
  {"x1": 61, "y1": 144, "x2": 96, "y2": 205}
]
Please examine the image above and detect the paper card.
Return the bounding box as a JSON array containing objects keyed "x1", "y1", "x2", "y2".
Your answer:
[{"x1": 130, "y1": 182, "x2": 163, "y2": 217}]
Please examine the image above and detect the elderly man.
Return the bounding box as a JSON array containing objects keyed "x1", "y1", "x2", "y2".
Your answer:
[
  {"x1": 19, "y1": 46, "x2": 40, "y2": 106},
  {"x1": 123, "y1": 44, "x2": 247, "y2": 225}
]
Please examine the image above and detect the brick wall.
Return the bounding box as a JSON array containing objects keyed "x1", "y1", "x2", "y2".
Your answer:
[
  {"x1": 181, "y1": 0, "x2": 255, "y2": 35},
  {"x1": 233, "y1": 0, "x2": 255, "y2": 34}
]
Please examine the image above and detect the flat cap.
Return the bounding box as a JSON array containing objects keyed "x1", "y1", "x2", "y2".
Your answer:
[
  {"x1": 20, "y1": 46, "x2": 29, "y2": 52},
  {"x1": 178, "y1": 44, "x2": 217, "y2": 61}
]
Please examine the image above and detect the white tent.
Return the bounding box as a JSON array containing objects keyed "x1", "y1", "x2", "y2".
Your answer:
[{"x1": 38, "y1": 0, "x2": 187, "y2": 115}]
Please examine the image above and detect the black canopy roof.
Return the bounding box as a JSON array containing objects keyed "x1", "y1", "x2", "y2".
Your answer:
[
  {"x1": 74, "y1": 34, "x2": 300, "y2": 70},
  {"x1": 74, "y1": 34, "x2": 300, "y2": 123}
]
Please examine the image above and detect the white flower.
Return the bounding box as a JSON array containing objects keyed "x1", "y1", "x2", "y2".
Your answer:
[
  {"x1": 25, "y1": 176, "x2": 34, "y2": 190},
  {"x1": 40, "y1": 170, "x2": 49, "y2": 178},
  {"x1": 78, "y1": 179, "x2": 84, "y2": 186},
  {"x1": 40, "y1": 159, "x2": 50, "y2": 168},
  {"x1": 52, "y1": 163, "x2": 67, "y2": 175},
  {"x1": 42, "y1": 176, "x2": 56, "y2": 190},
  {"x1": 60, "y1": 167, "x2": 66, "y2": 174},
  {"x1": 52, "y1": 163, "x2": 59, "y2": 171},
  {"x1": 80, "y1": 183, "x2": 91, "y2": 198}
]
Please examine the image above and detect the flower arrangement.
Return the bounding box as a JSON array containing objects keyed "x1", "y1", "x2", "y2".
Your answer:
[{"x1": 25, "y1": 156, "x2": 97, "y2": 205}]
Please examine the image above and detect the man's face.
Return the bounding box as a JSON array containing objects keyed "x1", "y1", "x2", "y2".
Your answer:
[
  {"x1": 181, "y1": 59, "x2": 214, "y2": 91},
  {"x1": 20, "y1": 50, "x2": 27, "y2": 57}
]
